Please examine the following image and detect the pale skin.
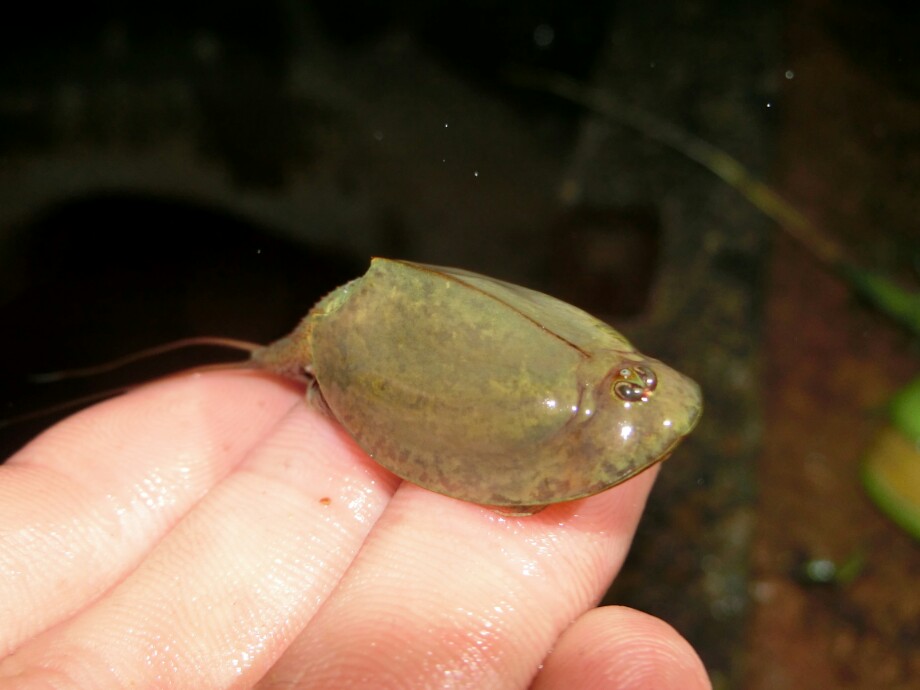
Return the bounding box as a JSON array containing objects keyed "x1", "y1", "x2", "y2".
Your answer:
[{"x1": 0, "y1": 372, "x2": 711, "y2": 689}]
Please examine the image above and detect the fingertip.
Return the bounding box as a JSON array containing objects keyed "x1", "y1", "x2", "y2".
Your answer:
[{"x1": 533, "y1": 605, "x2": 711, "y2": 690}]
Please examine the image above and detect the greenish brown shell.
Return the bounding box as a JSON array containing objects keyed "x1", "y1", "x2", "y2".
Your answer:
[{"x1": 253, "y1": 258, "x2": 702, "y2": 512}]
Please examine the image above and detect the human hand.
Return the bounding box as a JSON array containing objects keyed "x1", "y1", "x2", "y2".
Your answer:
[{"x1": 0, "y1": 372, "x2": 710, "y2": 689}]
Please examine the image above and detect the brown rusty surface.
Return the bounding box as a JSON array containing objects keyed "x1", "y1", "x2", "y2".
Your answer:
[{"x1": 746, "y1": 1, "x2": 920, "y2": 688}]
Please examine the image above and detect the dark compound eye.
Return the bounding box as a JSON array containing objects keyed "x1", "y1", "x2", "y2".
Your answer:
[
  {"x1": 635, "y1": 365, "x2": 657, "y2": 390},
  {"x1": 613, "y1": 364, "x2": 658, "y2": 403}
]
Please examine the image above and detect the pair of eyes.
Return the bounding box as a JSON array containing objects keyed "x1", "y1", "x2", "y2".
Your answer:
[
  {"x1": 611, "y1": 364, "x2": 658, "y2": 403},
  {"x1": 541, "y1": 364, "x2": 658, "y2": 414}
]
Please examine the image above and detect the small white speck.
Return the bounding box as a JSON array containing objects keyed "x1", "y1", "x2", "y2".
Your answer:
[
  {"x1": 785, "y1": 70, "x2": 794, "y2": 79},
  {"x1": 473, "y1": 171, "x2": 479, "y2": 177},
  {"x1": 533, "y1": 24, "x2": 554, "y2": 48},
  {"x1": 662, "y1": 419, "x2": 673, "y2": 428},
  {"x1": 766, "y1": 102, "x2": 772, "y2": 108},
  {"x1": 444, "y1": 122, "x2": 449, "y2": 128},
  {"x1": 193, "y1": 33, "x2": 221, "y2": 64}
]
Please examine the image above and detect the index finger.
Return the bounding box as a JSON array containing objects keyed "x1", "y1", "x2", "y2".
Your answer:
[
  {"x1": 259, "y1": 454, "x2": 659, "y2": 688},
  {"x1": 0, "y1": 372, "x2": 301, "y2": 655}
]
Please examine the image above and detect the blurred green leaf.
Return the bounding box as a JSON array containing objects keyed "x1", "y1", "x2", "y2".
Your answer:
[
  {"x1": 862, "y1": 376, "x2": 920, "y2": 540},
  {"x1": 839, "y1": 264, "x2": 920, "y2": 338}
]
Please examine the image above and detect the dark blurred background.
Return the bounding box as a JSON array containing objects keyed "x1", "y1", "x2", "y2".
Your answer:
[{"x1": 1, "y1": 1, "x2": 917, "y2": 688}]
